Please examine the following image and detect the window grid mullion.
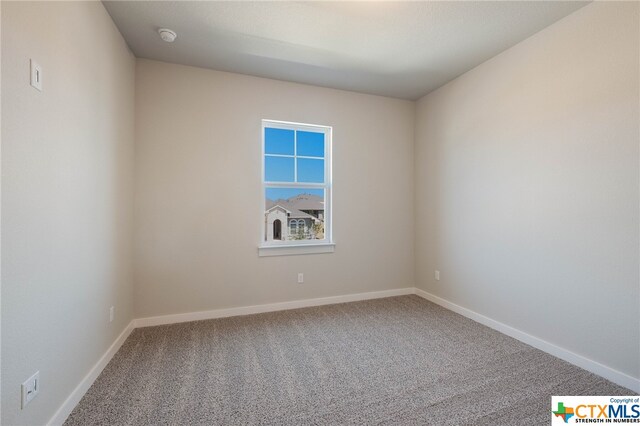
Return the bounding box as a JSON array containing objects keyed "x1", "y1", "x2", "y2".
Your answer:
[
  {"x1": 264, "y1": 154, "x2": 294, "y2": 158},
  {"x1": 294, "y1": 130, "x2": 297, "y2": 183}
]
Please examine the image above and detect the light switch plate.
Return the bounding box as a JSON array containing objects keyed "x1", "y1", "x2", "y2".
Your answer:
[
  {"x1": 30, "y1": 59, "x2": 42, "y2": 91},
  {"x1": 21, "y1": 371, "x2": 40, "y2": 409}
]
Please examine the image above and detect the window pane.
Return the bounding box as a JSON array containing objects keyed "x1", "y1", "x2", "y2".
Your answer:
[
  {"x1": 265, "y1": 188, "x2": 325, "y2": 242},
  {"x1": 265, "y1": 156, "x2": 294, "y2": 182},
  {"x1": 265, "y1": 128, "x2": 294, "y2": 155},
  {"x1": 296, "y1": 131, "x2": 324, "y2": 157},
  {"x1": 297, "y1": 158, "x2": 324, "y2": 183}
]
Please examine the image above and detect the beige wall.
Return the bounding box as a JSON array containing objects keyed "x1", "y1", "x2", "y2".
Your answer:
[
  {"x1": 134, "y1": 59, "x2": 415, "y2": 318},
  {"x1": 1, "y1": 2, "x2": 135, "y2": 425},
  {"x1": 415, "y1": 1, "x2": 639, "y2": 379},
  {"x1": 2, "y1": 2, "x2": 638, "y2": 424}
]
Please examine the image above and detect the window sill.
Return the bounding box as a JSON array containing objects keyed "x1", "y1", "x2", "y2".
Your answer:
[{"x1": 258, "y1": 243, "x2": 335, "y2": 257}]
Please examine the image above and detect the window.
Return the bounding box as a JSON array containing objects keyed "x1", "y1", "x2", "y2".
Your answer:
[
  {"x1": 290, "y1": 219, "x2": 305, "y2": 235},
  {"x1": 260, "y1": 120, "x2": 333, "y2": 256}
]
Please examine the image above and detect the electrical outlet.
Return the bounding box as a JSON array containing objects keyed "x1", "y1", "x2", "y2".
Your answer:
[
  {"x1": 109, "y1": 306, "x2": 114, "y2": 323},
  {"x1": 21, "y1": 371, "x2": 40, "y2": 409},
  {"x1": 435, "y1": 270, "x2": 440, "y2": 281},
  {"x1": 30, "y1": 59, "x2": 42, "y2": 91},
  {"x1": 298, "y1": 273, "x2": 304, "y2": 283}
]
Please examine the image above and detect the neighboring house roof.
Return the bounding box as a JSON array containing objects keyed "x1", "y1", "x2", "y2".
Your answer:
[
  {"x1": 265, "y1": 204, "x2": 290, "y2": 214},
  {"x1": 287, "y1": 194, "x2": 324, "y2": 211},
  {"x1": 288, "y1": 208, "x2": 317, "y2": 220},
  {"x1": 266, "y1": 193, "x2": 324, "y2": 221},
  {"x1": 266, "y1": 203, "x2": 316, "y2": 220}
]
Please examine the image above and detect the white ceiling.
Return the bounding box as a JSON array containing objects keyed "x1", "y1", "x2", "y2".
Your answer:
[{"x1": 103, "y1": 1, "x2": 588, "y2": 100}]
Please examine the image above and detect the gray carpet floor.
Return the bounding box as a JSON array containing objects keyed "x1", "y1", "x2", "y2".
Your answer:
[{"x1": 65, "y1": 295, "x2": 632, "y2": 425}]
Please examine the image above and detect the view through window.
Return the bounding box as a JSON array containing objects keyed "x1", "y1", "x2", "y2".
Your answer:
[{"x1": 262, "y1": 121, "x2": 331, "y2": 245}]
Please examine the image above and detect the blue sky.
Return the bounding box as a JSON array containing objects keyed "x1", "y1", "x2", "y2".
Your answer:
[
  {"x1": 266, "y1": 187, "x2": 324, "y2": 201},
  {"x1": 265, "y1": 128, "x2": 325, "y2": 183}
]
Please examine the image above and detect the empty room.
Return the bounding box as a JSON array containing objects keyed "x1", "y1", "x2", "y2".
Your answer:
[{"x1": 1, "y1": 1, "x2": 639, "y2": 425}]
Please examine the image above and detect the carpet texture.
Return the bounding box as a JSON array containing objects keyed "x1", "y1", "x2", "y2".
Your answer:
[{"x1": 65, "y1": 295, "x2": 632, "y2": 425}]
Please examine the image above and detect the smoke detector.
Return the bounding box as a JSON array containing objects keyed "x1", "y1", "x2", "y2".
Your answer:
[{"x1": 158, "y1": 28, "x2": 177, "y2": 43}]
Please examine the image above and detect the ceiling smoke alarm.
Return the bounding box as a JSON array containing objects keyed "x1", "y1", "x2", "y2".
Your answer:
[{"x1": 158, "y1": 28, "x2": 177, "y2": 43}]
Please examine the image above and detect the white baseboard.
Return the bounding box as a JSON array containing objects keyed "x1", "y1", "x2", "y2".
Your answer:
[
  {"x1": 135, "y1": 287, "x2": 415, "y2": 328},
  {"x1": 414, "y1": 288, "x2": 640, "y2": 393},
  {"x1": 47, "y1": 288, "x2": 412, "y2": 425},
  {"x1": 47, "y1": 321, "x2": 135, "y2": 426},
  {"x1": 47, "y1": 286, "x2": 639, "y2": 426}
]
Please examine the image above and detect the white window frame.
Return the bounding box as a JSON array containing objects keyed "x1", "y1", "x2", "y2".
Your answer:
[{"x1": 259, "y1": 119, "x2": 334, "y2": 256}]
